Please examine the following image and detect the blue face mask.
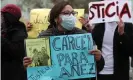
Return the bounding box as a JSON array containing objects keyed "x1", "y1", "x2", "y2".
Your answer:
[{"x1": 60, "y1": 14, "x2": 76, "y2": 30}]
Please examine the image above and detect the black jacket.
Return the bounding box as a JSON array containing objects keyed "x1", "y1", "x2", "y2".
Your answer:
[
  {"x1": 92, "y1": 23, "x2": 133, "y2": 80},
  {"x1": 131, "y1": 55, "x2": 133, "y2": 67},
  {"x1": 1, "y1": 21, "x2": 28, "y2": 80},
  {"x1": 38, "y1": 27, "x2": 104, "y2": 80}
]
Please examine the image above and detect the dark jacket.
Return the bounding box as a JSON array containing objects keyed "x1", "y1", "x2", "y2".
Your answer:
[
  {"x1": 38, "y1": 27, "x2": 105, "y2": 80},
  {"x1": 131, "y1": 55, "x2": 133, "y2": 67},
  {"x1": 1, "y1": 16, "x2": 28, "y2": 80},
  {"x1": 92, "y1": 23, "x2": 133, "y2": 80}
]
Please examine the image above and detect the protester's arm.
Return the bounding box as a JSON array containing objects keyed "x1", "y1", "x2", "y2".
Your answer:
[
  {"x1": 26, "y1": 21, "x2": 33, "y2": 32},
  {"x1": 79, "y1": 17, "x2": 92, "y2": 32},
  {"x1": 90, "y1": 49, "x2": 105, "y2": 73},
  {"x1": 96, "y1": 55, "x2": 105, "y2": 73},
  {"x1": 23, "y1": 57, "x2": 32, "y2": 68},
  {"x1": 119, "y1": 23, "x2": 133, "y2": 56},
  {"x1": 82, "y1": 24, "x2": 93, "y2": 33}
]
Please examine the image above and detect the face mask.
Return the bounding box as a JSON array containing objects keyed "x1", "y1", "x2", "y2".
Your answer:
[{"x1": 60, "y1": 14, "x2": 76, "y2": 30}]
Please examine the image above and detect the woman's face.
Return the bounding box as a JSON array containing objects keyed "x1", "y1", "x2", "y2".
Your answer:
[{"x1": 56, "y1": 5, "x2": 74, "y2": 24}]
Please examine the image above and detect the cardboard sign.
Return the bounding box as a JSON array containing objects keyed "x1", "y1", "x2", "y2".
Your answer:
[
  {"x1": 89, "y1": 0, "x2": 132, "y2": 24},
  {"x1": 28, "y1": 9, "x2": 84, "y2": 38},
  {"x1": 27, "y1": 60, "x2": 59, "y2": 80},
  {"x1": 27, "y1": 33, "x2": 96, "y2": 80},
  {"x1": 50, "y1": 33, "x2": 95, "y2": 79},
  {"x1": 28, "y1": 9, "x2": 50, "y2": 38},
  {"x1": 74, "y1": 9, "x2": 85, "y2": 29}
]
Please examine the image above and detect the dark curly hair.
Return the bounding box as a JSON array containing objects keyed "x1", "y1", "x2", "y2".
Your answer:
[{"x1": 48, "y1": 1, "x2": 72, "y2": 29}]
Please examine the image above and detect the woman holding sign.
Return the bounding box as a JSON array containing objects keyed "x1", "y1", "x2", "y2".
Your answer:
[{"x1": 23, "y1": 1, "x2": 105, "y2": 80}]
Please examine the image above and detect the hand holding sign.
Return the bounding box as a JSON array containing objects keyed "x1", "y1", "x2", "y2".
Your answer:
[
  {"x1": 79, "y1": 17, "x2": 89, "y2": 26},
  {"x1": 90, "y1": 45, "x2": 102, "y2": 61},
  {"x1": 90, "y1": 50, "x2": 101, "y2": 61},
  {"x1": 23, "y1": 57, "x2": 32, "y2": 68},
  {"x1": 26, "y1": 21, "x2": 33, "y2": 32},
  {"x1": 117, "y1": 17, "x2": 125, "y2": 36},
  {"x1": 79, "y1": 17, "x2": 92, "y2": 32}
]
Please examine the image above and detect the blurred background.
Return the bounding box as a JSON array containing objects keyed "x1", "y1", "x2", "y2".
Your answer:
[
  {"x1": 1, "y1": 0, "x2": 133, "y2": 79},
  {"x1": 1, "y1": 0, "x2": 97, "y2": 20},
  {"x1": 1, "y1": 0, "x2": 133, "y2": 21}
]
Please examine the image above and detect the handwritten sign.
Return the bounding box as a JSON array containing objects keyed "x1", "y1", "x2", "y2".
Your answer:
[
  {"x1": 89, "y1": 0, "x2": 132, "y2": 24},
  {"x1": 27, "y1": 60, "x2": 69, "y2": 80},
  {"x1": 74, "y1": 9, "x2": 85, "y2": 29},
  {"x1": 27, "y1": 60, "x2": 60, "y2": 80},
  {"x1": 25, "y1": 38, "x2": 51, "y2": 67},
  {"x1": 50, "y1": 33, "x2": 96, "y2": 79},
  {"x1": 28, "y1": 9, "x2": 84, "y2": 38},
  {"x1": 28, "y1": 9, "x2": 50, "y2": 38},
  {"x1": 27, "y1": 34, "x2": 95, "y2": 80}
]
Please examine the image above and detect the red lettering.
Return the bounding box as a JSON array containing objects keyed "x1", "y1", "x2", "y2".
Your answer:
[
  {"x1": 89, "y1": 5, "x2": 96, "y2": 20},
  {"x1": 120, "y1": 3, "x2": 131, "y2": 18},
  {"x1": 105, "y1": 2, "x2": 115, "y2": 17},
  {"x1": 116, "y1": 1, "x2": 119, "y2": 16},
  {"x1": 89, "y1": 1, "x2": 131, "y2": 22},
  {"x1": 102, "y1": 8, "x2": 105, "y2": 21},
  {"x1": 93, "y1": 3, "x2": 104, "y2": 18}
]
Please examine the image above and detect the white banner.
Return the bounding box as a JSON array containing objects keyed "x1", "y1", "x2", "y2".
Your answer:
[{"x1": 88, "y1": 0, "x2": 132, "y2": 24}]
